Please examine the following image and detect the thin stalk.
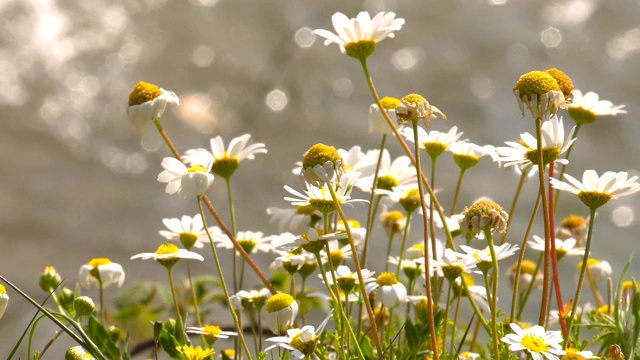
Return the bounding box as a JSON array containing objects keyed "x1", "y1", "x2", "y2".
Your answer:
[
  {"x1": 450, "y1": 283, "x2": 464, "y2": 357},
  {"x1": 516, "y1": 253, "x2": 544, "y2": 320},
  {"x1": 98, "y1": 277, "x2": 106, "y2": 325},
  {"x1": 500, "y1": 171, "x2": 528, "y2": 245},
  {"x1": 327, "y1": 185, "x2": 383, "y2": 356},
  {"x1": 586, "y1": 268, "x2": 605, "y2": 307},
  {"x1": 198, "y1": 197, "x2": 253, "y2": 360},
  {"x1": 442, "y1": 281, "x2": 453, "y2": 353},
  {"x1": 361, "y1": 135, "x2": 387, "y2": 268},
  {"x1": 534, "y1": 115, "x2": 552, "y2": 326},
  {"x1": 547, "y1": 164, "x2": 567, "y2": 336},
  {"x1": 510, "y1": 190, "x2": 541, "y2": 322},
  {"x1": 484, "y1": 229, "x2": 501, "y2": 360},
  {"x1": 450, "y1": 168, "x2": 466, "y2": 216},
  {"x1": 300, "y1": 277, "x2": 307, "y2": 325},
  {"x1": 186, "y1": 262, "x2": 207, "y2": 346},
  {"x1": 394, "y1": 211, "x2": 413, "y2": 276},
  {"x1": 429, "y1": 156, "x2": 442, "y2": 304},
  {"x1": 565, "y1": 206, "x2": 597, "y2": 346},
  {"x1": 225, "y1": 177, "x2": 239, "y2": 294},
  {"x1": 166, "y1": 267, "x2": 186, "y2": 344}
]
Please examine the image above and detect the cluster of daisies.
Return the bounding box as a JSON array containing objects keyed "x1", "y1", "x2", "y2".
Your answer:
[{"x1": 11, "y1": 9, "x2": 637, "y2": 360}]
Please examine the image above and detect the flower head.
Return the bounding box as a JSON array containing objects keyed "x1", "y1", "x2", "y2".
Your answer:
[
  {"x1": 159, "y1": 214, "x2": 219, "y2": 250},
  {"x1": 561, "y1": 348, "x2": 599, "y2": 360},
  {"x1": 459, "y1": 199, "x2": 508, "y2": 237},
  {"x1": 557, "y1": 214, "x2": 589, "y2": 244},
  {"x1": 355, "y1": 149, "x2": 416, "y2": 194},
  {"x1": 78, "y1": 258, "x2": 125, "y2": 289},
  {"x1": 284, "y1": 172, "x2": 365, "y2": 214},
  {"x1": 186, "y1": 325, "x2": 237, "y2": 346},
  {"x1": 501, "y1": 323, "x2": 566, "y2": 360},
  {"x1": 65, "y1": 346, "x2": 95, "y2": 360},
  {"x1": 458, "y1": 243, "x2": 519, "y2": 272},
  {"x1": 568, "y1": 90, "x2": 626, "y2": 125},
  {"x1": 508, "y1": 259, "x2": 543, "y2": 292},
  {"x1": 130, "y1": 243, "x2": 204, "y2": 268},
  {"x1": 127, "y1": 81, "x2": 179, "y2": 133},
  {"x1": 529, "y1": 235, "x2": 585, "y2": 260},
  {"x1": 176, "y1": 345, "x2": 216, "y2": 360},
  {"x1": 402, "y1": 126, "x2": 462, "y2": 160},
  {"x1": 215, "y1": 230, "x2": 273, "y2": 254},
  {"x1": 544, "y1": 68, "x2": 574, "y2": 101},
  {"x1": 513, "y1": 70, "x2": 567, "y2": 119},
  {"x1": 449, "y1": 141, "x2": 499, "y2": 170},
  {"x1": 157, "y1": 157, "x2": 214, "y2": 199},
  {"x1": 301, "y1": 143, "x2": 343, "y2": 186},
  {"x1": 265, "y1": 311, "x2": 332, "y2": 359},
  {"x1": 183, "y1": 134, "x2": 266, "y2": 179},
  {"x1": 396, "y1": 93, "x2": 446, "y2": 127},
  {"x1": 320, "y1": 265, "x2": 374, "y2": 294},
  {"x1": 229, "y1": 288, "x2": 271, "y2": 311},
  {"x1": 551, "y1": 170, "x2": 640, "y2": 209},
  {"x1": 266, "y1": 206, "x2": 322, "y2": 233},
  {"x1": 276, "y1": 228, "x2": 347, "y2": 254},
  {"x1": 39, "y1": 266, "x2": 62, "y2": 292},
  {"x1": 380, "y1": 207, "x2": 407, "y2": 237},
  {"x1": 429, "y1": 248, "x2": 478, "y2": 280},
  {"x1": 577, "y1": 258, "x2": 612, "y2": 282},
  {"x1": 496, "y1": 115, "x2": 576, "y2": 171},
  {"x1": 365, "y1": 272, "x2": 407, "y2": 307},
  {"x1": 313, "y1": 11, "x2": 405, "y2": 60},
  {"x1": 266, "y1": 293, "x2": 299, "y2": 334}
]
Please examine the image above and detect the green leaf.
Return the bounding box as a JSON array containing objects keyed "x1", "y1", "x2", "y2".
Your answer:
[
  {"x1": 122, "y1": 330, "x2": 131, "y2": 360},
  {"x1": 158, "y1": 326, "x2": 184, "y2": 359},
  {"x1": 360, "y1": 335, "x2": 373, "y2": 360},
  {"x1": 86, "y1": 316, "x2": 121, "y2": 360},
  {"x1": 404, "y1": 319, "x2": 419, "y2": 351}
]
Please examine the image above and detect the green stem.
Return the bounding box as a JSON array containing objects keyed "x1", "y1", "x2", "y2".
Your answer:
[
  {"x1": 500, "y1": 170, "x2": 527, "y2": 245},
  {"x1": 98, "y1": 277, "x2": 106, "y2": 325},
  {"x1": 565, "y1": 206, "x2": 597, "y2": 346},
  {"x1": 450, "y1": 168, "x2": 466, "y2": 216},
  {"x1": 395, "y1": 211, "x2": 413, "y2": 277},
  {"x1": 547, "y1": 164, "x2": 567, "y2": 336},
  {"x1": 516, "y1": 252, "x2": 544, "y2": 320},
  {"x1": 166, "y1": 266, "x2": 186, "y2": 344},
  {"x1": 225, "y1": 177, "x2": 239, "y2": 294},
  {"x1": 442, "y1": 281, "x2": 453, "y2": 353},
  {"x1": 362, "y1": 135, "x2": 387, "y2": 268},
  {"x1": 198, "y1": 196, "x2": 253, "y2": 360},
  {"x1": 484, "y1": 229, "x2": 501, "y2": 360},
  {"x1": 186, "y1": 262, "x2": 207, "y2": 346}
]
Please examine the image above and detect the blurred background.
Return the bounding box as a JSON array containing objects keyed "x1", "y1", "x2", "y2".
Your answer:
[{"x1": 1, "y1": 0, "x2": 639, "y2": 357}]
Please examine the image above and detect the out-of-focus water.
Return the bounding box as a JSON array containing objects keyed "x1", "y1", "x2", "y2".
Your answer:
[{"x1": 1, "y1": 0, "x2": 639, "y2": 357}]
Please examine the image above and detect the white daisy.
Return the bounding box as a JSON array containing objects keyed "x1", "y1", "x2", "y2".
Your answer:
[
  {"x1": 127, "y1": 81, "x2": 179, "y2": 133},
  {"x1": 429, "y1": 248, "x2": 478, "y2": 280},
  {"x1": 266, "y1": 206, "x2": 322, "y2": 234},
  {"x1": 229, "y1": 288, "x2": 271, "y2": 311},
  {"x1": 501, "y1": 323, "x2": 566, "y2": 360},
  {"x1": 271, "y1": 248, "x2": 316, "y2": 275},
  {"x1": 320, "y1": 240, "x2": 353, "y2": 267},
  {"x1": 513, "y1": 70, "x2": 567, "y2": 119},
  {"x1": 265, "y1": 311, "x2": 332, "y2": 359},
  {"x1": 355, "y1": 149, "x2": 417, "y2": 193},
  {"x1": 369, "y1": 101, "x2": 398, "y2": 135},
  {"x1": 78, "y1": 258, "x2": 125, "y2": 289},
  {"x1": 265, "y1": 293, "x2": 298, "y2": 334},
  {"x1": 387, "y1": 256, "x2": 424, "y2": 281},
  {"x1": 157, "y1": 157, "x2": 214, "y2": 199},
  {"x1": 508, "y1": 259, "x2": 543, "y2": 293},
  {"x1": 395, "y1": 93, "x2": 446, "y2": 127},
  {"x1": 458, "y1": 243, "x2": 519, "y2": 269},
  {"x1": 563, "y1": 348, "x2": 599, "y2": 359},
  {"x1": 275, "y1": 228, "x2": 348, "y2": 254},
  {"x1": 577, "y1": 258, "x2": 612, "y2": 282},
  {"x1": 401, "y1": 126, "x2": 464, "y2": 159},
  {"x1": 338, "y1": 145, "x2": 377, "y2": 175},
  {"x1": 320, "y1": 265, "x2": 374, "y2": 294},
  {"x1": 496, "y1": 115, "x2": 576, "y2": 171},
  {"x1": 183, "y1": 134, "x2": 266, "y2": 179},
  {"x1": 313, "y1": 12, "x2": 405, "y2": 56},
  {"x1": 130, "y1": 243, "x2": 204, "y2": 267},
  {"x1": 448, "y1": 141, "x2": 499, "y2": 169},
  {"x1": 159, "y1": 214, "x2": 219, "y2": 249},
  {"x1": 528, "y1": 235, "x2": 585, "y2": 259},
  {"x1": 550, "y1": 170, "x2": 640, "y2": 209},
  {"x1": 365, "y1": 272, "x2": 407, "y2": 307},
  {"x1": 185, "y1": 325, "x2": 237, "y2": 346},
  {"x1": 568, "y1": 89, "x2": 626, "y2": 125},
  {"x1": 215, "y1": 230, "x2": 273, "y2": 254},
  {"x1": 284, "y1": 172, "x2": 366, "y2": 212}
]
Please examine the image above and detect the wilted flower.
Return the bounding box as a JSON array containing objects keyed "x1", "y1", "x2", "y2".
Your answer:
[
  {"x1": 127, "y1": 81, "x2": 179, "y2": 133},
  {"x1": 395, "y1": 93, "x2": 446, "y2": 127},
  {"x1": 459, "y1": 199, "x2": 509, "y2": 237}
]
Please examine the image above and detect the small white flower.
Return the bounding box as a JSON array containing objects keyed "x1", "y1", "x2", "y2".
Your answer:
[
  {"x1": 577, "y1": 258, "x2": 612, "y2": 282},
  {"x1": 320, "y1": 265, "x2": 374, "y2": 295},
  {"x1": 127, "y1": 81, "x2": 179, "y2": 133},
  {"x1": 313, "y1": 12, "x2": 405, "y2": 54},
  {"x1": 365, "y1": 272, "x2": 407, "y2": 307},
  {"x1": 157, "y1": 157, "x2": 214, "y2": 199},
  {"x1": 550, "y1": 170, "x2": 640, "y2": 209},
  {"x1": 229, "y1": 288, "x2": 271, "y2": 311},
  {"x1": 186, "y1": 325, "x2": 237, "y2": 345},
  {"x1": 501, "y1": 323, "x2": 566, "y2": 360},
  {"x1": 563, "y1": 348, "x2": 599, "y2": 359},
  {"x1": 183, "y1": 134, "x2": 267, "y2": 175},
  {"x1": 568, "y1": 89, "x2": 626, "y2": 125},
  {"x1": 339, "y1": 145, "x2": 377, "y2": 175},
  {"x1": 271, "y1": 248, "x2": 315, "y2": 274},
  {"x1": 496, "y1": 115, "x2": 576, "y2": 171},
  {"x1": 448, "y1": 141, "x2": 500, "y2": 167},
  {"x1": 215, "y1": 230, "x2": 273, "y2": 254},
  {"x1": 528, "y1": 235, "x2": 585, "y2": 259},
  {"x1": 265, "y1": 293, "x2": 299, "y2": 334},
  {"x1": 369, "y1": 101, "x2": 399, "y2": 135},
  {"x1": 429, "y1": 248, "x2": 478, "y2": 279},
  {"x1": 284, "y1": 172, "x2": 366, "y2": 210},
  {"x1": 266, "y1": 206, "x2": 322, "y2": 233},
  {"x1": 458, "y1": 243, "x2": 519, "y2": 264},
  {"x1": 265, "y1": 311, "x2": 332, "y2": 359},
  {"x1": 355, "y1": 149, "x2": 417, "y2": 193},
  {"x1": 159, "y1": 214, "x2": 219, "y2": 249},
  {"x1": 459, "y1": 352, "x2": 480, "y2": 360},
  {"x1": 401, "y1": 125, "x2": 464, "y2": 158},
  {"x1": 130, "y1": 243, "x2": 204, "y2": 263},
  {"x1": 78, "y1": 258, "x2": 125, "y2": 289},
  {"x1": 275, "y1": 228, "x2": 347, "y2": 254}
]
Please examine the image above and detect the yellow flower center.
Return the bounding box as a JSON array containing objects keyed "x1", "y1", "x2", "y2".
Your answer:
[
  {"x1": 513, "y1": 259, "x2": 538, "y2": 276},
  {"x1": 204, "y1": 325, "x2": 222, "y2": 336},
  {"x1": 380, "y1": 96, "x2": 401, "y2": 110},
  {"x1": 187, "y1": 165, "x2": 208, "y2": 173},
  {"x1": 156, "y1": 243, "x2": 180, "y2": 255},
  {"x1": 266, "y1": 293, "x2": 295, "y2": 313},
  {"x1": 223, "y1": 349, "x2": 236, "y2": 358},
  {"x1": 88, "y1": 258, "x2": 111, "y2": 268},
  {"x1": 520, "y1": 333, "x2": 550, "y2": 353},
  {"x1": 176, "y1": 345, "x2": 216, "y2": 360},
  {"x1": 44, "y1": 265, "x2": 57, "y2": 274},
  {"x1": 560, "y1": 214, "x2": 586, "y2": 230},
  {"x1": 514, "y1": 71, "x2": 560, "y2": 98},
  {"x1": 128, "y1": 81, "x2": 162, "y2": 106},
  {"x1": 578, "y1": 258, "x2": 602, "y2": 269},
  {"x1": 562, "y1": 348, "x2": 587, "y2": 360},
  {"x1": 0, "y1": 284, "x2": 6, "y2": 295},
  {"x1": 376, "y1": 272, "x2": 399, "y2": 286},
  {"x1": 302, "y1": 143, "x2": 342, "y2": 170},
  {"x1": 401, "y1": 93, "x2": 427, "y2": 107},
  {"x1": 376, "y1": 175, "x2": 400, "y2": 191},
  {"x1": 465, "y1": 199, "x2": 504, "y2": 218},
  {"x1": 338, "y1": 219, "x2": 361, "y2": 229},
  {"x1": 290, "y1": 331, "x2": 318, "y2": 356},
  {"x1": 544, "y1": 68, "x2": 574, "y2": 99}
]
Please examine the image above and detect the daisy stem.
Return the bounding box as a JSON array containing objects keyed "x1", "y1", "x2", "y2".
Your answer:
[
  {"x1": 152, "y1": 118, "x2": 276, "y2": 295},
  {"x1": 98, "y1": 278, "x2": 106, "y2": 326},
  {"x1": 450, "y1": 168, "x2": 467, "y2": 216},
  {"x1": 586, "y1": 268, "x2": 605, "y2": 307},
  {"x1": 499, "y1": 171, "x2": 527, "y2": 246},
  {"x1": 516, "y1": 252, "x2": 543, "y2": 320},
  {"x1": 460, "y1": 276, "x2": 490, "y2": 333},
  {"x1": 484, "y1": 228, "x2": 501, "y2": 360},
  {"x1": 442, "y1": 281, "x2": 453, "y2": 353},
  {"x1": 554, "y1": 123, "x2": 582, "y2": 209},
  {"x1": 395, "y1": 211, "x2": 413, "y2": 277},
  {"x1": 410, "y1": 119, "x2": 440, "y2": 360},
  {"x1": 510, "y1": 189, "x2": 541, "y2": 322},
  {"x1": 186, "y1": 262, "x2": 207, "y2": 346},
  {"x1": 534, "y1": 115, "x2": 553, "y2": 326},
  {"x1": 565, "y1": 206, "x2": 596, "y2": 347},
  {"x1": 361, "y1": 134, "x2": 388, "y2": 268},
  {"x1": 166, "y1": 266, "x2": 186, "y2": 344},
  {"x1": 548, "y1": 164, "x2": 568, "y2": 336},
  {"x1": 429, "y1": 156, "x2": 442, "y2": 303},
  {"x1": 224, "y1": 177, "x2": 239, "y2": 294},
  {"x1": 198, "y1": 196, "x2": 253, "y2": 360},
  {"x1": 300, "y1": 277, "x2": 307, "y2": 325},
  {"x1": 326, "y1": 184, "x2": 383, "y2": 357},
  {"x1": 450, "y1": 283, "x2": 464, "y2": 357}
]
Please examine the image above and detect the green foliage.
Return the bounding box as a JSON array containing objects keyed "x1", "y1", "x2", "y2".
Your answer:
[{"x1": 86, "y1": 316, "x2": 120, "y2": 360}]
